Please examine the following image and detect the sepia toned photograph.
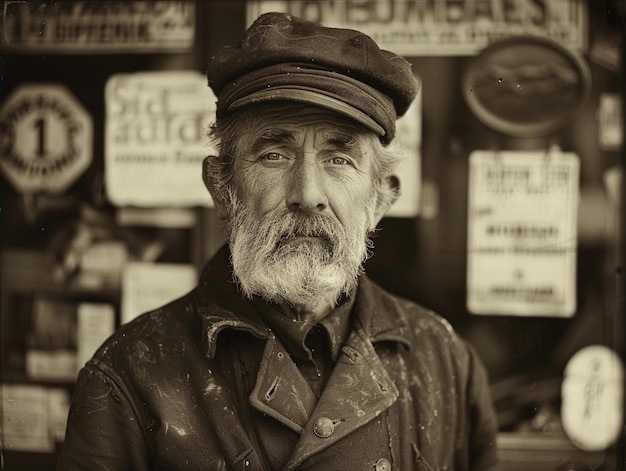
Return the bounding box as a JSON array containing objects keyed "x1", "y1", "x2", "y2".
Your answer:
[{"x1": 0, "y1": 1, "x2": 624, "y2": 470}]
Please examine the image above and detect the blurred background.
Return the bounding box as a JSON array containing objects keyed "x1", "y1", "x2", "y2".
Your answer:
[{"x1": 0, "y1": 1, "x2": 624, "y2": 469}]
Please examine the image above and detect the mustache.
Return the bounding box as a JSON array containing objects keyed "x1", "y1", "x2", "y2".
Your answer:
[
  {"x1": 225, "y1": 188, "x2": 351, "y2": 246},
  {"x1": 225, "y1": 188, "x2": 374, "y2": 262},
  {"x1": 261, "y1": 211, "x2": 343, "y2": 256},
  {"x1": 274, "y1": 213, "x2": 337, "y2": 239}
]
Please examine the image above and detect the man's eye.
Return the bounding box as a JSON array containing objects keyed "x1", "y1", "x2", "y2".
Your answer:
[
  {"x1": 328, "y1": 156, "x2": 351, "y2": 166},
  {"x1": 261, "y1": 152, "x2": 285, "y2": 161}
]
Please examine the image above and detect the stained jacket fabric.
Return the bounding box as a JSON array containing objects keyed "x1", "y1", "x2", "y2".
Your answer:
[{"x1": 58, "y1": 247, "x2": 498, "y2": 470}]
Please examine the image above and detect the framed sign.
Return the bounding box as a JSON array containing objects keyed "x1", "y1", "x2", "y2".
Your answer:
[{"x1": 462, "y1": 36, "x2": 591, "y2": 138}]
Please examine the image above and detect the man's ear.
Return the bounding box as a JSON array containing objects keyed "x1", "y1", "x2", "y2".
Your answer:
[
  {"x1": 202, "y1": 156, "x2": 229, "y2": 220},
  {"x1": 372, "y1": 175, "x2": 400, "y2": 227}
]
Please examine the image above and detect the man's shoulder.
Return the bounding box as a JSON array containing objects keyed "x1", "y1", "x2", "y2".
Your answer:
[
  {"x1": 395, "y1": 293, "x2": 455, "y2": 334},
  {"x1": 89, "y1": 290, "x2": 200, "y2": 367},
  {"x1": 364, "y1": 277, "x2": 461, "y2": 344},
  {"x1": 365, "y1": 280, "x2": 475, "y2": 376}
]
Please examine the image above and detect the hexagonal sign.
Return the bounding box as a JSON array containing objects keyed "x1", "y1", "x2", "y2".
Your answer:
[{"x1": 0, "y1": 84, "x2": 93, "y2": 193}]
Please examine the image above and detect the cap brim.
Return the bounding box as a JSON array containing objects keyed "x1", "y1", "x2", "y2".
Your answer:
[{"x1": 228, "y1": 88, "x2": 385, "y2": 137}]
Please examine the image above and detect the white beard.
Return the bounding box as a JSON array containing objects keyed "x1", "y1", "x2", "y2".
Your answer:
[{"x1": 225, "y1": 191, "x2": 376, "y2": 307}]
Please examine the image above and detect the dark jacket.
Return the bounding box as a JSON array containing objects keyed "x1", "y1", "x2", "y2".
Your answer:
[{"x1": 58, "y1": 247, "x2": 498, "y2": 470}]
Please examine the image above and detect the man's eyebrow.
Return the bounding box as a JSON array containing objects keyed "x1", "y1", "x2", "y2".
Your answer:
[
  {"x1": 249, "y1": 130, "x2": 295, "y2": 154},
  {"x1": 326, "y1": 134, "x2": 358, "y2": 149}
]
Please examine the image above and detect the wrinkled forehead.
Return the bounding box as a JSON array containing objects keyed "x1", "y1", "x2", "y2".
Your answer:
[{"x1": 229, "y1": 102, "x2": 378, "y2": 154}]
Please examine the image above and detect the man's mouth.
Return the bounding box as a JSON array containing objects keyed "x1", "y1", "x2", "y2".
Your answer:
[
  {"x1": 280, "y1": 235, "x2": 326, "y2": 245},
  {"x1": 277, "y1": 233, "x2": 333, "y2": 252}
]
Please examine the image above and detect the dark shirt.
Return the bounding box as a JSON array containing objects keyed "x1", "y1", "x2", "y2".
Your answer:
[{"x1": 256, "y1": 297, "x2": 354, "y2": 395}]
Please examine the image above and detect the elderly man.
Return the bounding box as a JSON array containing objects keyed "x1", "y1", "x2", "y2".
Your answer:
[{"x1": 59, "y1": 12, "x2": 497, "y2": 471}]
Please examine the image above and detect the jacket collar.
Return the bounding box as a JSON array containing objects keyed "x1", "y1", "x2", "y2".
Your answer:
[
  {"x1": 195, "y1": 246, "x2": 270, "y2": 359},
  {"x1": 352, "y1": 275, "x2": 412, "y2": 350},
  {"x1": 195, "y1": 245, "x2": 413, "y2": 359}
]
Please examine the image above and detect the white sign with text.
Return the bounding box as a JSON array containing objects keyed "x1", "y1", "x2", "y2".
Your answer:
[
  {"x1": 105, "y1": 71, "x2": 216, "y2": 207},
  {"x1": 247, "y1": 0, "x2": 586, "y2": 56},
  {"x1": 467, "y1": 149, "x2": 579, "y2": 316},
  {"x1": 1, "y1": 385, "x2": 54, "y2": 452},
  {"x1": 121, "y1": 262, "x2": 197, "y2": 325}
]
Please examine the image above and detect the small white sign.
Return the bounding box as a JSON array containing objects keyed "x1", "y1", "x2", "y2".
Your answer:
[
  {"x1": 105, "y1": 71, "x2": 216, "y2": 207},
  {"x1": 562, "y1": 345, "x2": 624, "y2": 451},
  {"x1": 47, "y1": 388, "x2": 71, "y2": 442},
  {"x1": 26, "y1": 350, "x2": 76, "y2": 382},
  {"x1": 467, "y1": 148, "x2": 579, "y2": 316},
  {"x1": 1, "y1": 384, "x2": 54, "y2": 452},
  {"x1": 0, "y1": 84, "x2": 93, "y2": 194},
  {"x1": 387, "y1": 89, "x2": 421, "y2": 217},
  {"x1": 76, "y1": 303, "x2": 116, "y2": 372},
  {"x1": 598, "y1": 93, "x2": 622, "y2": 152},
  {"x1": 121, "y1": 262, "x2": 197, "y2": 324},
  {"x1": 604, "y1": 165, "x2": 622, "y2": 209},
  {"x1": 247, "y1": 0, "x2": 586, "y2": 56}
]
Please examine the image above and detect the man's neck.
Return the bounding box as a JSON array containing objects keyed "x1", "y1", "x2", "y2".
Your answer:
[
  {"x1": 291, "y1": 301, "x2": 336, "y2": 324},
  {"x1": 267, "y1": 298, "x2": 333, "y2": 324},
  {"x1": 255, "y1": 291, "x2": 355, "y2": 364}
]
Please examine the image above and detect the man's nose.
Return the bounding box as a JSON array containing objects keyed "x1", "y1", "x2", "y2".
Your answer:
[{"x1": 286, "y1": 158, "x2": 328, "y2": 213}]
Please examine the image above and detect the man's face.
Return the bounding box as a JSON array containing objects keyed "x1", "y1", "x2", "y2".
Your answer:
[{"x1": 221, "y1": 104, "x2": 384, "y2": 308}]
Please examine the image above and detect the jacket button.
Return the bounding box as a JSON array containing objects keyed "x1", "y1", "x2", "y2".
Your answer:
[
  {"x1": 375, "y1": 458, "x2": 391, "y2": 471},
  {"x1": 313, "y1": 417, "x2": 335, "y2": 438}
]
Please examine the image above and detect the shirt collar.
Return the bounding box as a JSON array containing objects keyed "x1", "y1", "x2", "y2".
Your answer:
[
  {"x1": 196, "y1": 245, "x2": 412, "y2": 359},
  {"x1": 254, "y1": 295, "x2": 355, "y2": 362}
]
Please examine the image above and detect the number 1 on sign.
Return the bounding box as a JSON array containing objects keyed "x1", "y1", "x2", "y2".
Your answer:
[{"x1": 34, "y1": 117, "x2": 46, "y2": 158}]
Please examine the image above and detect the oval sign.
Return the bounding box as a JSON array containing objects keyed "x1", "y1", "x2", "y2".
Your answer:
[
  {"x1": 462, "y1": 36, "x2": 591, "y2": 138},
  {"x1": 561, "y1": 345, "x2": 624, "y2": 451}
]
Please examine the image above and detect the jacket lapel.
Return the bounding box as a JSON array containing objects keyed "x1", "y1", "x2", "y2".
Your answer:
[
  {"x1": 249, "y1": 335, "x2": 318, "y2": 434},
  {"x1": 284, "y1": 325, "x2": 399, "y2": 470}
]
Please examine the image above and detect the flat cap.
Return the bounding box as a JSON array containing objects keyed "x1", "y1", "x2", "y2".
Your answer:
[{"x1": 207, "y1": 12, "x2": 419, "y2": 142}]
